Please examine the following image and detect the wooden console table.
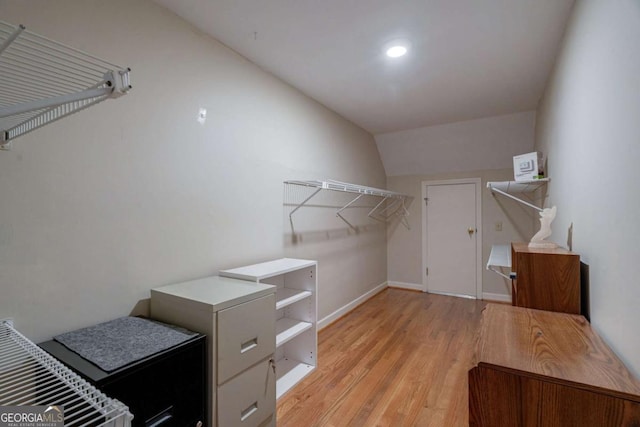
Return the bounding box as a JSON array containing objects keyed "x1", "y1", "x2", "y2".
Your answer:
[{"x1": 469, "y1": 304, "x2": 640, "y2": 426}]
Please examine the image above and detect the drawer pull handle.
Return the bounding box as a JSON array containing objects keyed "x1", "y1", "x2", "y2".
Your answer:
[
  {"x1": 241, "y1": 337, "x2": 258, "y2": 353},
  {"x1": 145, "y1": 406, "x2": 173, "y2": 427},
  {"x1": 240, "y1": 402, "x2": 258, "y2": 421}
]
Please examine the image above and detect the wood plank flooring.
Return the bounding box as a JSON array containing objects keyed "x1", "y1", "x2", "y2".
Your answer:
[{"x1": 276, "y1": 288, "x2": 487, "y2": 427}]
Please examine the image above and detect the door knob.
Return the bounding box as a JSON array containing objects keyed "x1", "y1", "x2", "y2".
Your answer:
[{"x1": 468, "y1": 227, "x2": 475, "y2": 236}]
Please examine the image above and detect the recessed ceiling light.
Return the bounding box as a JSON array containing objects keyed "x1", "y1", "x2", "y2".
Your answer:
[{"x1": 386, "y1": 45, "x2": 408, "y2": 58}]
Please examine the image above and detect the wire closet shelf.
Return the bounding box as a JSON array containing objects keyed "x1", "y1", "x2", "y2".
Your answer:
[
  {"x1": 486, "y1": 179, "x2": 550, "y2": 212},
  {"x1": 0, "y1": 319, "x2": 133, "y2": 426},
  {"x1": 0, "y1": 20, "x2": 131, "y2": 149},
  {"x1": 285, "y1": 179, "x2": 414, "y2": 229}
]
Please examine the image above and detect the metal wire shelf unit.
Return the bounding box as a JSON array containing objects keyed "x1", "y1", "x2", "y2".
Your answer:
[
  {"x1": 486, "y1": 179, "x2": 550, "y2": 280},
  {"x1": 0, "y1": 319, "x2": 133, "y2": 426},
  {"x1": 284, "y1": 179, "x2": 414, "y2": 229},
  {"x1": 0, "y1": 20, "x2": 131, "y2": 149}
]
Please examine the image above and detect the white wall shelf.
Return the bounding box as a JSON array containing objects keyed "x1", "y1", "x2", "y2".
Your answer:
[
  {"x1": 0, "y1": 20, "x2": 131, "y2": 149},
  {"x1": 220, "y1": 258, "x2": 318, "y2": 400},
  {"x1": 487, "y1": 244, "x2": 513, "y2": 280},
  {"x1": 487, "y1": 179, "x2": 549, "y2": 212},
  {"x1": 285, "y1": 179, "x2": 413, "y2": 229}
]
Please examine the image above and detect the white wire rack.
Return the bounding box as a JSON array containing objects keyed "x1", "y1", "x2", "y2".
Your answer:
[
  {"x1": 285, "y1": 179, "x2": 414, "y2": 229},
  {"x1": 486, "y1": 244, "x2": 513, "y2": 280},
  {"x1": 487, "y1": 179, "x2": 550, "y2": 212},
  {"x1": 0, "y1": 20, "x2": 131, "y2": 149},
  {"x1": 0, "y1": 319, "x2": 133, "y2": 426}
]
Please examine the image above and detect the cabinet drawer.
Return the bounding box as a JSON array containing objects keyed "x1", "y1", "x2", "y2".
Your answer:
[
  {"x1": 217, "y1": 294, "x2": 275, "y2": 384},
  {"x1": 218, "y1": 357, "x2": 276, "y2": 427}
]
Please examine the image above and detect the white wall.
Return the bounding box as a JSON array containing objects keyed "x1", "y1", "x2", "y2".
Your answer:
[
  {"x1": 535, "y1": 0, "x2": 640, "y2": 375},
  {"x1": 375, "y1": 111, "x2": 535, "y2": 176},
  {"x1": 0, "y1": 0, "x2": 387, "y2": 341}
]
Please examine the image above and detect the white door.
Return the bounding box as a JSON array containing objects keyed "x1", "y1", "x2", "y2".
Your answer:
[{"x1": 424, "y1": 180, "x2": 480, "y2": 298}]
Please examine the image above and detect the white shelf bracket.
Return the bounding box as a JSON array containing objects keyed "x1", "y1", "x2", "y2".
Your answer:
[
  {"x1": 487, "y1": 180, "x2": 549, "y2": 213},
  {"x1": 490, "y1": 186, "x2": 543, "y2": 212},
  {"x1": 381, "y1": 198, "x2": 402, "y2": 216},
  {"x1": 0, "y1": 24, "x2": 24, "y2": 55},
  {"x1": 398, "y1": 200, "x2": 411, "y2": 230},
  {"x1": 336, "y1": 193, "x2": 363, "y2": 230},
  {"x1": 336, "y1": 193, "x2": 364, "y2": 216},
  {"x1": 289, "y1": 187, "x2": 322, "y2": 219},
  {"x1": 488, "y1": 266, "x2": 512, "y2": 280},
  {"x1": 367, "y1": 196, "x2": 388, "y2": 219}
]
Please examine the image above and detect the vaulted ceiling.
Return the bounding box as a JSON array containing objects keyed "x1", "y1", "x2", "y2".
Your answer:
[{"x1": 154, "y1": 0, "x2": 574, "y2": 136}]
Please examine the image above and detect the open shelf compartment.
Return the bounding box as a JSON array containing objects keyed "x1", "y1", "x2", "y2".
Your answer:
[
  {"x1": 276, "y1": 317, "x2": 313, "y2": 347},
  {"x1": 220, "y1": 258, "x2": 318, "y2": 399},
  {"x1": 276, "y1": 358, "x2": 316, "y2": 400}
]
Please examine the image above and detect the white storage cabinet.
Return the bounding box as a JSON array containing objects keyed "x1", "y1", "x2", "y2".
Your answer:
[
  {"x1": 150, "y1": 276, "x2": 276, "y2": 427},
  {"x1": 220, "y1": 258, "x2": 318, "y2": 399}
]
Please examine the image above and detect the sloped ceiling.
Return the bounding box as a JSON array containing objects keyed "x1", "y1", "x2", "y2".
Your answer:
[{"x1": 154, "y1": 0, "x2": 575, "y2": 173}]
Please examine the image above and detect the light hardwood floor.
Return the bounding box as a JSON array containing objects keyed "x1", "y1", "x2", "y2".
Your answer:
[{"x1": 276, "y1": 288, "x2": 487, "y2": 427}]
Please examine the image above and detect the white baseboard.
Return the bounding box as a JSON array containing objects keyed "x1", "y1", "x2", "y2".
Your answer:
[
  {"x1": 318, "y1": 282, "x2": 389, "y2": 330},
  {"x1": 388, "y1": 281, "x2": 425, "y2": 292},
  {"x1": 482, "y1": 292, "x2": 511, "y2": 303}
]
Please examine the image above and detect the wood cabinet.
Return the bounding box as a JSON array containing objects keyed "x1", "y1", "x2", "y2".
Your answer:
[
  {"x1": 511, "y1": 242, "x2": 580, "y2": 314},
  {"x1": 469, "y1": 304, "x2": 640, "y2": 426},
  {"x1": 220, "y1": 258, "x2": 317, "y2": 399},
  {"x1": 150, "y1": 275, "x2": 276, "y2": 427}
]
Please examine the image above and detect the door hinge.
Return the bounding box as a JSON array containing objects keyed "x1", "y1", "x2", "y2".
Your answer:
[
  {"x1": 426, "y1": 267, "x2": 429, "y2": 276},
  {"x1": 424, "y1": 197, "x2": 428, "y2": 205}
]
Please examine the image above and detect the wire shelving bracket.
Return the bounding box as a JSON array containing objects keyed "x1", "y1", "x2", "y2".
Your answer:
[
  {"x1": 0, "y1": 20, "x2": 132, "y2": 149},
  {"x1": 487, "y1": 179, "x2": 550, "y2": 212}
]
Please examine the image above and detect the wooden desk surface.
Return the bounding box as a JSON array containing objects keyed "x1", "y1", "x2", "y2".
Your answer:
[{"x1": 476, "y1": 304, "x2": 640, "y2": 401}]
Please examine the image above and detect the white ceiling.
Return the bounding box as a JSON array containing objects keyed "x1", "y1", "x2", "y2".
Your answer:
[{"x1": 154, "y1": 0, "x2": 575, "y2": 135}]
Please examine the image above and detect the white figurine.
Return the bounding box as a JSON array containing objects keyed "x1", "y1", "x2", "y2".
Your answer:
[{"x1": 529, "y1": 206, "x2": 558, "y2": 249}]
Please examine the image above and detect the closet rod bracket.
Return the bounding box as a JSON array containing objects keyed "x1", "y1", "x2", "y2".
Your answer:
[{"x1": 490, "y1": 186, "x2": 543, "y2": 212}]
